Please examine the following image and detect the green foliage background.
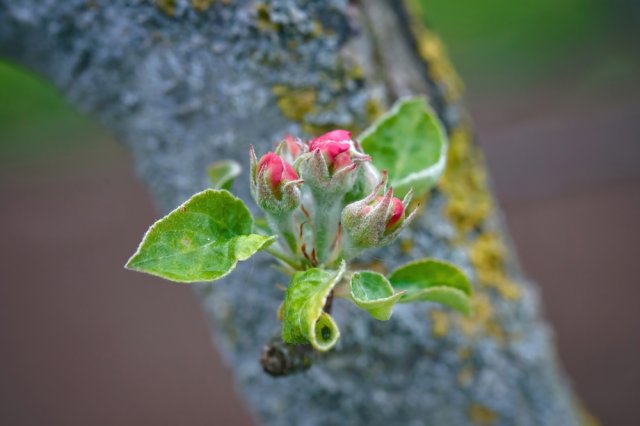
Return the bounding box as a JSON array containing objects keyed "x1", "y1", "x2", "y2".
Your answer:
[{"x1": 420, "y1": 0, "x2": 610, "y2": 80}]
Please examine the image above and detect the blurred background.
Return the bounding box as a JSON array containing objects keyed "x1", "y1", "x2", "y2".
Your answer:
[{"x1": 1, "y1": 0, "x2": 638, "y2": 424}]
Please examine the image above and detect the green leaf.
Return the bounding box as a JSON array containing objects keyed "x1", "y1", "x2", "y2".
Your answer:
[
  {"x1": 207, "y1": 160, "x2": 242, "y2": 191},
  {"x1": 349, "y1": 271, "x2": 404, "y2": 320},
  {"x1": 281, "y1": 262, "x2": 346, "y2": 351},
  {"x1": 405, "y1": 286, "x2": 471, "y2": 315},
  {"x1": 126, "y1": 189, "x2": 275, "y2": 283},
  {"x1": 388, "y1": 258, "x2": 472, "y2": 315},
  {"x1": 359, "y1": 97, "x2": 447, "y2": 198}
]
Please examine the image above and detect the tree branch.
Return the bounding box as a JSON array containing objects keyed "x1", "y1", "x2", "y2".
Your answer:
[{"x1": 0, "y1": 0, "x2": 585, "y2": 424}]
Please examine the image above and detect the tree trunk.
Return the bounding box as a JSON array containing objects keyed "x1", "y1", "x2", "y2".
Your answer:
[{"x1": 0, "y1": 0, "x2": 588, "y2": 424}]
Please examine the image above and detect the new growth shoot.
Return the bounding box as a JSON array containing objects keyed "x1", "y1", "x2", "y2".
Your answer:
[{"x1": 125, "y1": 97, "x2": 473, "y2": 375}]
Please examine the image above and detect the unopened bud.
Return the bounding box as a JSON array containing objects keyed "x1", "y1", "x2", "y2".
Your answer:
[
  {"x1": 250, "y1": 146, "x2": 303, "y2": 215},
  {"x1": 341, "y1": 172, "x2": 416, "y2": 249},
  {"x1": 309, "y1": 130, "x2": 353, "y2": 171},
  {"x1": 299, "y1": 129, "x2": 370, "y2": 196}
]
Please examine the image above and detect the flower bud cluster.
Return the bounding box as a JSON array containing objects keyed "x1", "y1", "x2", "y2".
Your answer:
[{"x1": 250, "y1": 130, "x2": 416, "y2": 264}]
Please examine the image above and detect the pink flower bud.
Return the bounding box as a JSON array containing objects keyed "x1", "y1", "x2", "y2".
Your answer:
[
  {"x1": 310, "y1": 129, "x2": 352, "y2": 144},
  {"x1": 258, "y1": 152, "x2": 299, "y2": 196},
  {"x1": 341, "y1": 172, "x2": 416, "y2": 250},
  {"x1": 250, "y1": 147, "x2": 302, "y2": 215},
  {"x1": 387, "y1": 197, "x2": 405, "y2": 230},
  {"x1": 362, "y1": 195, "x2": 405, "y2": 232},
  {"x1": 299, "y1": 129, "x2": 371, "y2": 196},
  {"x1": 309, "y1": 137, "x2": 352, "y2": 173}
]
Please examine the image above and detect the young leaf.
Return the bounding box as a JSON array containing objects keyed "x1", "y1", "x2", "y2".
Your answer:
[
  {"x1": 207, "y1": 160, "x2": 242, "y2": 190},
  {"x1": 281, "y1": 262, "x2": 346, "y2": 351},
  {"x1": 359, "y1": 97, "x2": 447, "y2": 198},
  {"x1": 126, "y1": 189, "x2": 275, "y2": 283},
  {"x1": 349, "y1": 271, "x2": 404, "y2": 321},
  {"x1": 404, "y1": 286, "x2": 471, "y2": 315},
  {"x1": 388, "y1": 259, "x2": 472, "y2": 315}
]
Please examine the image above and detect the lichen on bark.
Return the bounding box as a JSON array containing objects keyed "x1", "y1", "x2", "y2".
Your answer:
[{"x1": 0, "y1": 0, "x2": 586, "y2": 425}]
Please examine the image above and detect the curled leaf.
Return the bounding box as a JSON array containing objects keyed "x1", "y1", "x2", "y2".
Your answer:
[
  {"x1": 388, "y1": 258, "x2": 472, "y2": 315},
  {"x1": 359, "y1": 97, "x2": 447, "y2": 198},
  {"x1": 350, "y1": 271, "x2": 404, "y2": 320},
  {"x1": 126, "y1": 189, "x2": 275, "y2": 283},
  {"x1": 281, "y1": 262, "x2": 346, "y2": 351}
]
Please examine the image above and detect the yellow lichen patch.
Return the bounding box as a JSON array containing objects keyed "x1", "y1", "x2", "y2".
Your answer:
[
  {"x1": 191, "y1": 0, "x2": 214, "y2": 12},
  {"x1": 256, "y1": 2, "x2": 279, "y2": 32},
  {"x1": 439, "y1": 127, "x2": 493, "y2": 238},
  {"x1": 439, "y1": 127, "x2": 521, "y2": 301},
  {"x1": 430, "y1": 309, "x2": 450, "y2": 337},
  {"x1": 402, "y1": 0, "x2": 495, "y2": 240},
  {"x1": 403, "y1": 0, "x2": 464, "y2": 102},
  {"x1": 484, "y1": 318, "x2": 506, "y2": 343},
  {"x1": 365, "y1": 98, "x2": 385, "y2": 123},
  {"x1": 469, "y1": 233, "x2": 521, "y2": 300},
  {"x1": 272, "y1": 85, "x2": 318, "y2": 122},
  {"x1": 311, "y1": 20, "x2": 324, "y2": 37},
  {"x1": 469, "y1": 233, "x2": 504, "y2": 274},
  {"x1": 469, "y1": 403, "x2": 498, "y2": 425},
  {"x1": 457, "y1": 292, "x2": 506, "y2": 343},
  {"x1": 445, "y1": 196, "x2": 491, "y2": 239},
  {"x1": 399, "y1": 238, "x2": 414, "y2": 255},
  {"x1": 457, "y1": 365, "x2": 474, "y2": 387},
  {"x1": 444, "y1": 127, "x2": 473, "y2": 170},
  {"x1": 457, "y1": 292, "x2": 492, "y2": 337},
  {"x1": 348, "y1": 63, "x2": 365, "y2": 81},
  {"x1": 416, "y1": 32, "x2": 464, "y2": 103},
  {"x1": 457, "y1": 346, "x2": 471, "y2": 360},
  {"x1": 156, "y1": 0, "x2": 176, "y2": 16}
]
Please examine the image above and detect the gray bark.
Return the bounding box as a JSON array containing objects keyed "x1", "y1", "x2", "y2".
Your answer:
[{"x1": 0, "y1": 1, "x2": 585, "y2": 425}]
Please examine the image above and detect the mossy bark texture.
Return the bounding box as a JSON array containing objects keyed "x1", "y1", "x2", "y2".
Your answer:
[{"x1": 0, "y1": 1, "x2": 585, "y2": 425}]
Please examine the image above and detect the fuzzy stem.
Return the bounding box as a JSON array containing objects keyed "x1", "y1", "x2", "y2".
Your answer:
[{"x1": 310, "y1": 192, "x2": 342, "y2": 264}]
